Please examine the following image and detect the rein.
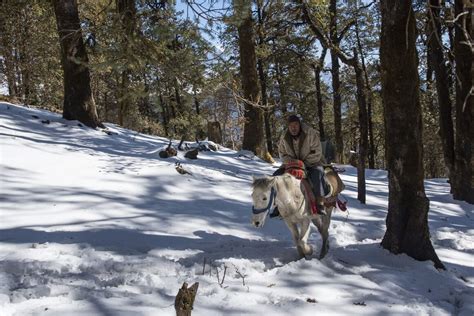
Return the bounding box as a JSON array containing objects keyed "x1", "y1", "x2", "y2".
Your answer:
[{"x1": 252, "y1": 187, "x2": 277, "y2": 215}]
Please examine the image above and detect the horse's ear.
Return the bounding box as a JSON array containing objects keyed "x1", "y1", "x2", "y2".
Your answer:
[
  {"x1": 251, "y1": 175, "x2": 259, "y2": 185},
  {"x1": 252, "y1": 175, "x2": 267, "y2": 185},
  {"x1": 265, "y1": 175, "x2": 276, "y2": 186}
]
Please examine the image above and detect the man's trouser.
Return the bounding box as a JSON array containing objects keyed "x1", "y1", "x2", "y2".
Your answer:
[{"x1": 306, "y1": 166, "x2": 326, "y2": 199}]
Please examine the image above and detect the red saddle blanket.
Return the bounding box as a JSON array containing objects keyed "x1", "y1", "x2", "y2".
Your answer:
[
  {"x1": 301, "y1": 178, "x2": 322, "y2": 215},
  {"x1": 284, "y1": 162, "x2": 322, "y2": 215},
  {"x1": 284, "y1": 160, "x2": 306, "y2": 179}
]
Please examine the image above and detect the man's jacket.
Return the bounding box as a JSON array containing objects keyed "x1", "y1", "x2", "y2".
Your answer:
[{"x1": 278, "y1": 123, "x2": 323, "y2": 168}]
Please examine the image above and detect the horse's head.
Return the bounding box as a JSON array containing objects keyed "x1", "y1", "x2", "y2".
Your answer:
[{"x1": 251, "y1": 176, "x2": 276, "y2": 228}]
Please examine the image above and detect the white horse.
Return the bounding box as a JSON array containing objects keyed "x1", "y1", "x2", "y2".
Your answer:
[{"x1": 251, "y1": 174, "x2": 333, "y2": 259}]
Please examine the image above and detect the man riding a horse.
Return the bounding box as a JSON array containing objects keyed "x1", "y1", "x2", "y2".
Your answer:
[
  {"x1": 251, "y1": 114, "x2": 344, "y2": 259},
  {"x1": 271, "y1": 114, "x2": 330, "y2": 217}
]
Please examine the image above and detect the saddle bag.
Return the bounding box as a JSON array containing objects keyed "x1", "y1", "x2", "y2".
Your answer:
[{"x1": 323, "y1": 166, "x2": 345, "y2": 197}]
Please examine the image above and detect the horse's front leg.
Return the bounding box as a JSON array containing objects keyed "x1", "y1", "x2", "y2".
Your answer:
[
  {"x1": 313, "y1": 207, "x2": 332, "y2": 259},
  {"x1": 298, "y1": 218, "x2": 313, "y2": 258},
  {"x1": 285, "y1": 221, "x2": 305, "y2": 259}
]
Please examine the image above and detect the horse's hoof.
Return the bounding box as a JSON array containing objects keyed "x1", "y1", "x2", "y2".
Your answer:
[
  {"x1": 297, "y1": 248, "x2": 305, "y2": 259},
  {"x1": 319, "y1": 248, "x2": 329, "y2": 260}
]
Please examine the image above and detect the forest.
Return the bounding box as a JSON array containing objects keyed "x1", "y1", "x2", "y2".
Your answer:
[{"x1": 1, "y1": 1, "x2": 473, "y2": 314}]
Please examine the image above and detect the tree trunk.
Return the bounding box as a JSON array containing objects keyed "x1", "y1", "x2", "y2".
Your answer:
[
  {"x1": 234, "y1": 0, "x2": 265, "y2": 156},
  {"x1": 118, "y1": 70, "x2": 131, "y2": 126},
  {"x1": 174, "y1": 78, "x2": 184, "y2": 113},
  {"x1": 194, "y1": 90, "x2": 200, "y2": 115},
  {"x1": 15, "y1": 5, "x2": 33, "y2": 103},
  {"x1": 166, "y1": 84, "x2": 177, "y2": 119},
  {"x1": 380, "y1": 0, "x2": 444, "y2": 269},
  {"x1": 275, "y1": 62, "x2": 288, "y2": 114},
  {"x1": 257, "y1": 59, "x2": 273, "y2": 156},
  {"x1": 175, "y1": 282, "x2": 199, "y2": 316},
  {"x1": 53, "y1": 0, "x2": 101, "y2": 128},
  {"x1": 0, "y1": 3, "x2": 17, "y2": 97},
  {"x1": 207, "y1": 121, "x2": 222, "y2": 144},
  {"x1": 366, "y1": 92, "x2": 375, "y2": 169},
  {"x1": 355, "y1": 16, "x2": 375, "y2": 169},
  {"x1": 313, "y1": 48, "x2": 327, "y2": 140},
  {"x1": 159, "y1": 92, "x2": 169, "y2": 136},
  {"x1": 354, "y1": 49, "x2": 368, "y2": 204},
  {"x1": 330, "y1": 0, "x2": 344, "y2": 163},
  {"x1": 452, "y1": 0, "x2": 473, "y2": 204},
  {"x1": 256, "y1": 0, "x2": 274, "y2": 156},
  {"x1": 139, "y1": 74, "x2": 150, "y2": 117},
  {"x1": 117, "y1": 0, "x2": 137, "y2": 127},
  {"x1": 427, "y1": 0, "x2": 456, "y2": 187}
]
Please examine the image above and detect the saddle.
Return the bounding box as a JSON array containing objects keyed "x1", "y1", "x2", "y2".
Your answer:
[{"x1": 284, "y1": 162, "x2": 346, "y2": 214}]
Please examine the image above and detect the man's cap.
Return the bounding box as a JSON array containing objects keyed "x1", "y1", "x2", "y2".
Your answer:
[{"x1": 288, "y1": 114, "x2": 301, "y2": 124}]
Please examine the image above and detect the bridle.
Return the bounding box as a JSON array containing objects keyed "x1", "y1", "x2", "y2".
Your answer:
[{"x1": 252, "y1": 187, "x2": 277, "y2": 215}]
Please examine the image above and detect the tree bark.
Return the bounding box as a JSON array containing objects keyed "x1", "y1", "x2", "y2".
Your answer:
[
  {"x1": 380, "y1": 0, "x2": 444, "y2": 269},
  {"x1": 256, "y1": 56, "x2": 272, "y2": 155},
  {"x1": 0, "y1": 2, "x2": 18, "y2": 97},
  {"x1": 53, "y1": 0, "x2": 101, "y2": 128},
  {"x1": 257, "y1": 55, "x2": 273, "y2": 156},
  {"x1": 159, "y1": 92, "x2": 169, "y2": 136},
  {"x1": 175, "y1": 282, "x2": 199, "y2": 316},
  {"x1": 139, "y1": 74, "x2": 150, "y2": 117},
  {"x1": 355, "y1": 14, "x2": 375, "y2": 169},
  {"x1": 234, "y1": 0, "x2": 265, "y2": 156},
  {"x1": 18, "y1": 8, "x2": 32, "y2": 103},
  {"x1": 275, "y1": 62, "x2": 288, "y2": 114},
  {"x1": 194, "y1": 90, "x2": 200, "y2": 115},
  {"x1": 207, "y1": 121, "x2": 222, "y2": 144},
  {"x1": 313, "y1": 48, "x2": 327, "y2": 140},
  {"x1": 256, "y1": 54, "x2": 273, "y2": 153},
  {"x1": 452, "y1": 0, "x2": 473, "y2": 203},
  {"x1": 174, "y1": 80, "x2": 183, "y2": 112},
  {"x1": 117, "y1": 0, "x2": 137, "y2": 127},
  {"x1": 427, "y1": 0, "x2": 456, "y2": 187},
  {"x1": 354, "y1": 49, "x2": 368, "y2": 204},
  {"x1": 256, "y1": 0, "x2": 274, "y2": 156},
  {"x1": 329, "y1": 0, "x2": 344, "y2": 163}
]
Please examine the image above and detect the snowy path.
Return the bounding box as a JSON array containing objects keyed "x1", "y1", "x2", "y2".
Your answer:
[{"x1": 1, "y1": 102, "x2": 473, "y2": 315}]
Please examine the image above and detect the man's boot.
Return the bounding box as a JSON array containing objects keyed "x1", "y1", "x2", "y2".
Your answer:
[{"x1": 318, "y1": 203, "x2": 327, "y2": 216}]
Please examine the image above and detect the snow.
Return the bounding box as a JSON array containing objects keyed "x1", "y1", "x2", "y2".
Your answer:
[{"x1": 1, "y1": 102, "x2": 473, "y2": 316}]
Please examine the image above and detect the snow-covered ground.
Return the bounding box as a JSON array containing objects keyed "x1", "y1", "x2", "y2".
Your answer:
[{"x1": 1, "y1": 102, "x2": 473, "y2": 316}]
